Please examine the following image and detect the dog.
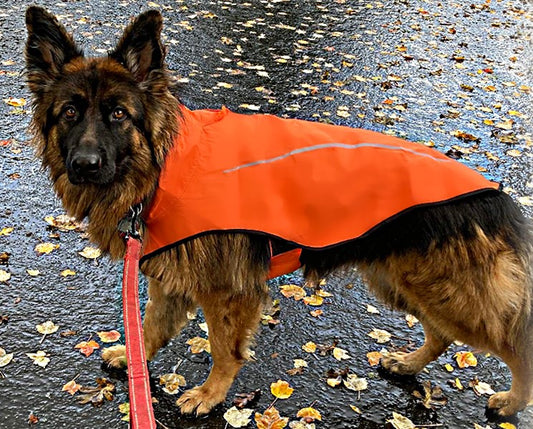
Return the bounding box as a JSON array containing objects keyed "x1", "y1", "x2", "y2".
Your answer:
[{"x1": 25, "y1": 6, "x2": 532, "y2": 417}]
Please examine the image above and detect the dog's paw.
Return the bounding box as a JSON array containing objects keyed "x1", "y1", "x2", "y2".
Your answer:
[
  {"x1": 101, "y1": 345, "x2": 127, "y2": 368},
  {"x1": 176, "y1": 386, "x2": 225, "y2": 415},
  {"x1": 488, "y1": 391, "x2": 527, "y2": 416},
  {"x1": 380, "y1": 351, "x2": 421, "y2": 375}
]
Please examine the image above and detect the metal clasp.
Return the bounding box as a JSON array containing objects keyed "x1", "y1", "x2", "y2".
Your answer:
[{"x1": 118, "y1": 203, "x2": 143, "y2": 241}]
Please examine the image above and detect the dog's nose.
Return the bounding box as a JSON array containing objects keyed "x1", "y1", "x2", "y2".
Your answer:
[{"x1": 72, "y1": 153, "x2": 102, "y2": 176}]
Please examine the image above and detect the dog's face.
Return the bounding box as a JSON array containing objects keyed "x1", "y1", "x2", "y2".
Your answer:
[{"x1": 25, "y1": 7, "x2": 174, "y2": 186}]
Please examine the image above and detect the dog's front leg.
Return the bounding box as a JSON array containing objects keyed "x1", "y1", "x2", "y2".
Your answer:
[
  {"x1": 176, "y1": 290, "x2": 265, "y2": 415},
  {"x1": 102, "y1": 277, "x2": 195, "y2": 368}
]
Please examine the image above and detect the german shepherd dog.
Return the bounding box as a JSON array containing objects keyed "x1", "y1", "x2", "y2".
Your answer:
[{"x1": 25, "y1": 6, "x2": 532, "y2": 417}]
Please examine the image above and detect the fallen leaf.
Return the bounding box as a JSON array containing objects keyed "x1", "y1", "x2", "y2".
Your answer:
[
  {"x1": 96, "y1": 330, "x2": 121, "y2": 343},
  {"x1": 454, "y1": 351, "x2": 477, "y2": 368},
  {"x1": 343, "y1": 374, "x2": 368, "y2": 392},
  {"x1": 0, "y1": 270, "x2": 11, "y2": 282},
  {"x1": 296, "y1": 406, "x2": 321, "y2": 422},
  {"x1": 28, "y1": 413, "x2": 38, "y2": 425},
  {"x1": 45, "y1": 215, "x2": 83, "y2": 231},
  {"x1": 412, "y1": 380, "x2": 447, "y2": 409},
  {"x1": 280, "y1": 285, "x2": 306, "y2": 300},
  {"x1": 332, "y1": 347, "x2": 351, "y2": 361},
  {"x1": 366, "y1": 304, "x2": 380, "y2": 314},
  {"x1": 368, "y1": 328, "x2": 392, "y2": 343},
  {"x1": 310, "y1": 309, "x2": 323, "y2": 317},
  {"x1": 255, "y1": 406, "x2": 289, "y2": 429},
  {"x1": 61, "y1": 269, "x2": 76, "y2": 277},
  {"x1": 387, "y1": 412, "x2": 415, "y2": 429},
  {"x1": 78, "y1": 377, "x2": 115, "y2": 406},
  {"x1": 234, "y1": 389, "x2": 261, "y2": 409},
  {"x1": 159, "y1": 373, "x2": 186, "y2": 395},
  {"x1": 302, "y1": 342, "x2": 317, "y2": 353},
  {"x1": 78, "y1": 247, "x2": 101, "y2": 259},
  {"x1": 469, "y1": 378, "x2": 495, "y2": 396},
  {"x1": 75, "y1": 340, "x2": 100, "y2": 357},
  {"x1": 36, "y1": 320, "x2": 59, "y2": 335},
  {"x1": 26, "y1": 269, "x2": 40, "y2": 276},
  {"x1": 3, "y1": 97, "x2": 26, "y2": 107},
  {"x1": 293, "y1": 359, "x2": 308, "y2": 369},
  {"x1": 405, "y1": 314, "x2": 418, "y2": 328},
  {"x1": 350, "y1": 405, "x2": 361, "y2": 414},
  {"x1": 303, "y1": 295, "x2": 324, "y2": 306},
  {"x1": 0, "y1": 347, "x2": 14, "y2": 367},
  {"x1": 270, "y1": 380, "x2": 294, "y2": 399},
  {"x1": 35, "y1": 242, "x2": 59, "y2": 255},
  {"x1": 327, "y1": 377, "x2": 342, "y2": 387},
  {"x1": 366, "y1": 351, "x2": 382, "y2": 366},
  {"x1": 26, "y1": 350, "x2": 50, "y2": 368},
  {"x1": 186, "y1": 337, "x2": 211, "y2": 354},
  {"x1": 224, "y1": 406, "x2": 253, "y2": 428},
  {"x1": 499, "y1": 423, "x2": 517, "y2": 429},
  {"x1": 62, "y1": 379, "x2": 82, "y2": 395},
  {"x1": 0, "y1": 227, "x2": 13, "y2": 236},
  {"x1": 118, "y1": 402, "x2": 130, "y2": 422}
]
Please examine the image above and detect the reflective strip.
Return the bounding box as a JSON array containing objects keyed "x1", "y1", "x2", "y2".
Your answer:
[{"x1": 223, "y1": 142, "x2": 452, "y2": 173}]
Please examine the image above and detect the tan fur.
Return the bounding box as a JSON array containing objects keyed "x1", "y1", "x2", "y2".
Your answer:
[{"x1": 26, "y1": 7, "x2": 532, "y2": 418}]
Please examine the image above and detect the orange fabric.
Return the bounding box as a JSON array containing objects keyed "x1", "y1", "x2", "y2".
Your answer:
[{"x1": 142, "y1": 106, "x2": 499, "y2": 276}]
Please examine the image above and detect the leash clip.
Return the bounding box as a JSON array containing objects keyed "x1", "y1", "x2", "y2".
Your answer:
[{"x1": 118, "y1": 203, "x2": 143, "y2": 241}]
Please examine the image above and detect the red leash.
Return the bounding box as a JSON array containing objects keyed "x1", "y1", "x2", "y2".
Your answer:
[{"x1": 119, "y1": 206, "x2": 157, "y2": 429}]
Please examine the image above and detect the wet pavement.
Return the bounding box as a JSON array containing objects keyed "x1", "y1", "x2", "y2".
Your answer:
[{"x1": 0, "y1": 0, "x2": 532, "y2": 428}]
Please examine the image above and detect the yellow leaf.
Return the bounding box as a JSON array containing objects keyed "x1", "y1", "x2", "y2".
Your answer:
[
  {"x1": 36, "y1": 320, "x2": 59, "y2": 335},
  {"x1": 35, "y1": 242, "x2": 59, "y2": 255},
  {"x1": 310, "y1": 309, "x2": 323, "y2": 317},
  {"x1": 315, "y1": 289, "x2": 332, "y2": 297},
  {"x1": 61, "y1": 269, "x2": 76, "y2": 277},
  {"x1": 506, "y1": 149, "x2": 521, "y2": 157},
  {"x1": 296, "y1": 407, "x2": 321, "y2": 421},
  {"x1": 118, "y1": 402, "x2": 130, "y2": 422},
  {"x1": 302, "y1": 342, "x2": 316, "y2": 353},
  {"x1": 217, "y1": 82, "x2": 233, "y2": 89},
  {"x1": 303, "y1": 294, "x2": 323, "y2": 306},
  {"x1": 444, "y1": 363, "x2": 454, "y2": 372},
  {"x1": 454, "y1": 351, "x2": 478, "y2": 368},
  {"x1": 327, "y1": 377, "x2": 342, "y2": 387},
  {"x1": 499, "y1": 423, "x2": 517, "y2": 429},
  {"x1": 186, "y1": 337, "x2": 211, "y2": 354},
  {"x1": 387, "y1": 411, "x2": 415, "y2": 429},
  {"x1": 78, "y1": 246, "x2": 101, "y2": 259},
  {"x1": 4, "y1": 97, "x2": 26, "y2": 107},
  {"x1": 26, "y1": 269, "x2": 40, "y2": 276},
  {"x1": 453, "y1": 377, "x2": 464, "y2": 390},
  {"x1": 366, "y1": 351, "x2": 382, "y2": 366},
  {"x1": 332, "y1": 347, "x2": 351, "y2": 361},
  {"x1": 279, "y1": 285, "x2": 306, "y2": 300},
  {"x1": 0, "y1": 227, "x2": 13, "y2": 236},
  {"x1": 350, "y1": 405, "x2": 362, "y2": 414},
  {"x1": 0, "y1": 269, "x2": 11, "y2": 282},
  {"x1": 270, "y1": 380, "x2": 294, "y2": 399}
]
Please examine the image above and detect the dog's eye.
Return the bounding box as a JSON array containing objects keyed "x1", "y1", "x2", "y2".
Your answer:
[
  {"x1": 111, "y1": 108, "x2": 127, "y2": 122},
  {"x1": 63, "y1": 106, "x2": 77, "y2": 121}
]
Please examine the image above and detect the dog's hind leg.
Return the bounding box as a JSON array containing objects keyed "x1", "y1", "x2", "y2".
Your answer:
[
  {"x1": 176, "y1": 289, "x2": 266, "y2": 415},
  {"x1": 381, "y1": 319, "x2": 451, "y2": 375}
]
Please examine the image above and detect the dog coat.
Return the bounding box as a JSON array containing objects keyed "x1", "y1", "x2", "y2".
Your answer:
[{"x1": 140, "y1": 106, "x2": 499, "y2": 278}]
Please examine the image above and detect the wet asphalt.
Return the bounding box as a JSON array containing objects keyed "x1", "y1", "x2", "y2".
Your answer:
[{"x1": 0, "y1": 1, "x2": 532, "y2": 428}]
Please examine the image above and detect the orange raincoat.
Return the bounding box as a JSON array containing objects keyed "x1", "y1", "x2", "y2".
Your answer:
[{"x1": 141, "y1": 107, "x2": 499, "y2": 278}]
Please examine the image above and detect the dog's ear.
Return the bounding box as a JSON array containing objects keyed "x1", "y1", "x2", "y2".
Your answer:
[
  {"x1": 109, "y1": 10, "x2": 165, "y2": 82},
  {"x1": 25, "y1": 6, "x2": 83, "y2": 95}
]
